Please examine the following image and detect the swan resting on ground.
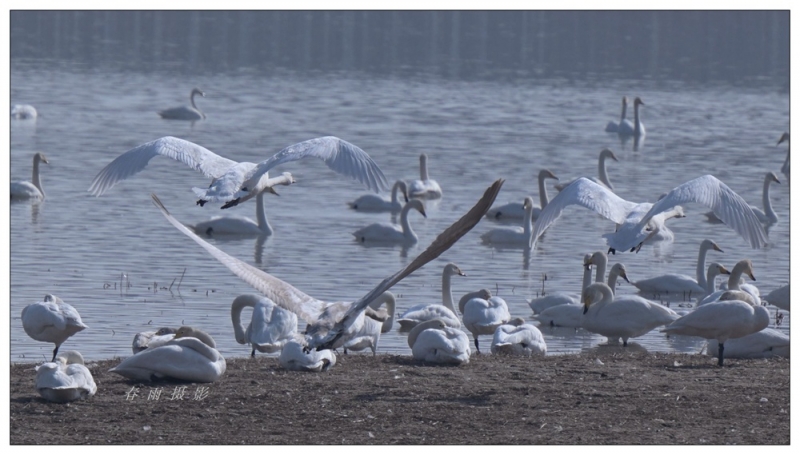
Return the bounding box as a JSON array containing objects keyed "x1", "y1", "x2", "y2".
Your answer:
[
  {"x1": 150, "y1": 179, "x2": 504, "y2": 353},
  {"x1": 531, "y1": 175, "x2": 769, "y2": 254},
  {"x1": 352, "y1": 198, "x2": 426, "y2": 243},
  {"x1": 397, "y1": 263, "x2": 466, "y2": 331},
  {"x1": 407, "y1": 319, "x2": 471, "y2": 365},
  {"x1": 408, "y1": 153, "x2": 442, "y2": 199},
  {"x1": 231, "y1": 294, "x2": 299, "y2": 357},
  {"x1": 348, "y1": 180, "x2": 409, "y2": 213},
  {"x1": 661, "y1": 299, "x2": 770, "y2": 366},
  {"x1": 279, "y1": 340, "x2": 336, "y2": 372},
  {"x1": 11, "y1": 152, "x2": 49, "y2": 201},
  {"x1": 158, "y1": 87, "x2": 206, "y2": 120},
  {"x1": 110, "y1": 336, "x2": 226, "y2": 382},
  {"x1": 89, "y1": 136, "x2": 389, "y2": 210},
  {"x1": 706, "y1": 328, "x2": 789, "y2": 359},
  {"x1": 22, "y1": 294, "x2": 88, "y2": 362},
  {"x1": 490, "y1": 317, "x2": 547, "y2": 356},
  {"x1": 132, "y1": 327, "x2": 177, "y2": 354},
  {"x1": 35, "y1": 350, "x2": 97, "y2": 403}
]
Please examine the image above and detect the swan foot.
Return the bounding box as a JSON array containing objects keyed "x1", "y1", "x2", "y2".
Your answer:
[
  {"x1": 608, "y1": 248, "x2": 616, "y2": 255},
  {"x1": 251, "y1": 348, "x2": 256, "y2": 358},
  {"x1": 221, "y1": 198, "x2": 241, "y2": 209},
  {"x1": 51, "y1": 345, "x2": 60, "y2": 362},
  {"x1": 717, "y1": 343, "x2": 725, "y2": 366},
  {"x1": 196, "y1": 199, "x2": 207, "y2": 207},
  {"x1": 474, "y1": 338, "x2": 481, "y2": 354}
]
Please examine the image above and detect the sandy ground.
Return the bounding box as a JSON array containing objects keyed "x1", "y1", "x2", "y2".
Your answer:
[{"x1": 9, "y1": 350, "x2": 790, "y2": 445}]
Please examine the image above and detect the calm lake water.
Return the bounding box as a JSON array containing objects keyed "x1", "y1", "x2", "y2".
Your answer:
[{"x1": 9, "y1": 64, "x2": 790, "y2": 361}]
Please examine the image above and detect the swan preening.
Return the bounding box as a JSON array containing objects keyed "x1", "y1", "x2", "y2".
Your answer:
[
  {"x1": 279, "y1": 340, "x2": 336, "y2": 372},
  {"x1": 89, "y1": 136, "x2": 389, "y2": 210},
  {"x1": 554, "y1": 148, "x2": 618, "y2": 192},
  {"x1": 617, "y1": 96, "x2": 645, "y2": 137},
  {"x1": 21, "y1": 294, "x2": 87, "y2": 362},
  {"x1": 778, "y1": 132, "x2": 789, "y2": 183},
  {"x1": 11, "y1": 152, "x2": 49, "y2": 201},
  {"x1": 661, "y1": 298, "x2": 770, "y2": 366},
  {"x1": 110, "y1": 334, "x2": 227, "y2": 382},
  {"x1": 408, "y1": 153, "x2": 442, "y2": 199},
  {"x1": 704, "y1": 172, "x2": 780, "y2": 225},
  {"x1": 486, "y1": 169, "x2": 558, "y2": 221},
  {"x1": 531, "y1": 175, "x2": 769, "y2": 254},
  {"x1": 490, "y1": 318, "x2": 547, "y2": 356},
  {"x1": 352, "y1": 198, "x2": 426, "y2": 243},
  {"x1": 343, "y1": 292, "x2": 396, "y2": 355},
  {"x1": 193, "y1": 172, "x2": 295, "y2": 237},
  {"x1": 397, "y1": 263, "x2": 465, "y2": 331},
  {"x1": 11, "y1": 104, "x2": 38, "y2": 120},
  {"x1": 158, "y1": 87, "x2": 206, "y2": 120},
  {"x1": 604, "y1": 96, "x2": 633, "y2": 133},
  {"x1": 35, "y1": 351, "x2": 97, "y2": 403},
  {"x1": 461, "y1": 292, "x2": 510, "y2": 353},
  {"x1": 481, "y1": 196, "x2": 534, "y2": 245},
  {"x1": 348, "y1": 180, "x2": 409, "y2": 213},
  {"x1": 407, "y1": 319, "x2": 471, "y2": 365},
  {"x1": 150, "y1": 179, "x2": 503, "y2": 353},
  {"x1": 132, "y1": 327, "x2": 176, "y2": 354},
  {"x1": 231, "y1": 294, "x2": 299, "y2": 357},
  {"x1": 632, "y1": 239, "x2": 724, "y2": 295}
]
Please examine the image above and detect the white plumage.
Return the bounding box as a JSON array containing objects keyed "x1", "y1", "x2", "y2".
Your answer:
[
  {"x1": 352, "y1": 198, "x2": 426, "y2": 243},
  {"x1": 35, "y1": 351, "x2": 96, "y2": 403},
  {"x1": 231, "y1": 294, "x2": 299, "y2": 357},
  {"x1": 397, "y1": 263, "x2": 466, "y2": 331},
  {"x1": 554, "y1": 148, "x2": 618, "y2": 192},
  {"x1": 110, "y1": 336, "x2": 226, "y2": 382},
  {"x1": 486, "y1": 169, "x2": 559, "y2": 221},
  {"x1": 22, "y1": 294, "x2": 88, "y2": 362},
  {"x1": 491, "y1": 318, "x2": 547, "y2": 356},
  {"x1": 157, "y1": 87, "x2": 205, "y2": 120},
  {"x1": 407, "y1": 319, "x2": 471, "y2": 365},
  {"x1": 348, "y1": 180, "x2": 409, "y2": 213},
  {"x1": 11, "y1": 152, "x2": 49, "y2": 201},
  {"x1": 633, "y1": 239, "x2": 724, "y2": 294},
  {"x1": 408, "y1": 153, "x2": 442, "y2": 199}
]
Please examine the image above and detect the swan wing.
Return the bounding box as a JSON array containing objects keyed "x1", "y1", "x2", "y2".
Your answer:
[
  {"x1": 198, "y1": 136, "x2": 390, "y2": 203},
  {"x1": 308, "y1": 179, "x2": 504, "y2": 351},
  {"x1": 635, "y1": 175, "x2": 768, "y2": 250},
  {"x1": 531, "y1": 178, "x2": 638, "y2": 248},
  {"x1": 89, "y1": 136, "x2": 239, "y2": 196},
  {"x1": 151, "y1": 194, "x2": 327, "y2": 324}
]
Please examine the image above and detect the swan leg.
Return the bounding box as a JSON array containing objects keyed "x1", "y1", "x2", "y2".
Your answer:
[
  {"x1": 51, "y1": 345, "x2": 60, "y2": 362},
  {"x1": 474, "y1": 337, "x2": 480, "y2": 354},
  {"x1": 718, "y1": 343, "x2": 725, "y2": 366},
  {"x1": 221, "y1": 198, "x2": 241, "y2": 209},
  {"x1": 196, "y1": 199, "x2": 207, "y2": 207},
  {"x1": 608, "y1": 248, "x2": 616, "y2": 255},
  {"x1": 251, "y1": 348, "x2": 256, "y2": 358},
  {"x1": 623, "y1": 339, "x2": 628, "y2": 347}
]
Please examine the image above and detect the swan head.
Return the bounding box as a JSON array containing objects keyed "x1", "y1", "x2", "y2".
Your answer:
[
  {"x1": 539, "y1": 169, "x2": 559, "y2": 181},
  {"x1": 766, "y1": 171, "x2": 781, "y2": 185},
  {"x1": 34, "y1": 153, "x2": 49, "y2": 165},
  {"x1": 444, "y1": 263, "x2": 466, "y2": 278},
  {"x1": 522, "y1": 196, "x2": 535, "y2": 211},
  {"x1": 407, "y1": 198, "x2": 427, "y2": 218},
  {"x1": 395, "y1": 180, "x2": 410, "y2": 202},
  {"x1": 42, "y1": 294, "x2": 63, "y2": 304},
  {"x1": 633, "y1": 97, "x2": 645, "y2": 106},
  {"x1": 174, "y1": 326, "x2": 217, "y2": 347},
  {"x1": 585, "y1": 251, "x2": 607, "y2": 267},
  {"x1": 600, "y1": 148, "x2": 619, "y2": 162},
  {"x1": 191, "y1": 87, "x2": 205, "y2": 98},
  {"x1": 733, "y1": 259, "x2": 756, "y2": 282},
  {"x1": 154, "y1": 327, "x2": 177, "y2": 336},
  {"x1": 54, "y1": 350, "x2": 85, "y2": 365},
  {"x1": 701, "y1": 239, "x2": 724, "y2": 253},
  {"x1": 610, "y1": 263, "x2": 630, "y2": 283},
  {"x1": 621, "y1": 96, "x2": 629, "y2": 106},
  {"x1": 777, "y1": 132, "x2": 789, "y2": 145},
  {"x1": 708, "y1": 262, "x2": 730, "y2": 277}
]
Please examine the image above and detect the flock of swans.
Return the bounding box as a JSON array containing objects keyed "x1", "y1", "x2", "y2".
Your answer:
[{"x1": 12, "y1": 92, "x2": 790, "y2": 404}]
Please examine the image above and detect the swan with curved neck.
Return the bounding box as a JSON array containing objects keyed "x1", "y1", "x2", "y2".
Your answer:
[
  {"x1": 348, "y1": 180, "x2": 409, "y2": 213},
  {"x1": 605, "y1": 96, "x2": 634, "y2": 133},
  {"x1": 481, "y1": 196, "x2": 534, "y2": 245},
  {"x1": 778, "y1": 132, "x2": 789, "y2": 183},
  {"x1": 158, "y1": 87, "x2": 206, "y2": 120},
  {"x1": 35, "y1": 350, "x2": 96, "y2": 403},
  {"x1": 555, "y1": 148, "x2": 618, "y2": 192},
  {"x1": 11, "y1": 152, "x2": 49, "y2": 201},
  {"x1": 491, "y1": 317, "x2": 547, "y2": 356},
  {"x1": 633, "y1": 239, "x2": 724, "y2": 294},
  {"x1": 487, "y1": 169, "x2": 559, "y2": 221},
  {"x1": 700, "y1": 262, "x2": 731, "y2": 301},
  {"x1": 149, "y1": 179, "x2": 504, "y2": 353},
  {"x1": 585, "y1": 251, "x2": 631, "y2": 293},
  {"x1": 279, "y1": 340, "x2": 336, "y2": 372},
  {"x1": 132, "y1": 327, "x2": 176, "y2": 354},
  {"x1": 343, "y1": 292, "x2": 396, "y2": 355},
  {"x1": 408, "y1": 153, "x2": 442, "y2": 199},
  {"x1": 89, "y1": 136, "x2": 389, "y2": 210},
  {"x1": 231, "y1": 294, "x2": 299, "y2": 357},
  {"x1": 193, "y1": 172, "x2": 295, "y2": 237},
  {"x1": 699, "y1": 259, "x2": 758, "y2": 306},
  {"x1": 461, "y1": 290, "x2": 510, "y2": 353},
  {"x1": 407, "y1": 318, "x2": 471, "y2": 365},
  {"x1": 581, "y1": 282, "x2": 679, "y2": 346},
  {"x1": 530, "y1": 176, "x2": 769, "y2": 254},
  {"x1": 22, "y1": 294, "x2": 87, "y2": 362},
  {"x1": 173, "y1": 325, "x2": 218, "y2": 348},
  {"x1": 661, "y1": 297, "x2": 770, "y2": 366},
  {"x1": 705, "y1": 172, "x2": 780, "y2": 225},
  {"x1": 110, "y1": 336, "x2": 226, "y2": 382},
  {"x1": 352, "y1": 198, "x2": 427, "y2": 243},
  {"x1": 397, "y1": 263, "x2": 465, "y2": 330}
]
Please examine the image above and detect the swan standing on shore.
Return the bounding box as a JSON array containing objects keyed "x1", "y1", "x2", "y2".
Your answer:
[
  {"x1": 348, "y1": 180, "x2": 409, "y2": 213},
  {"x1": 193, "y1": 173, "x2": 295, "y2": 237},
  {"x1": 132, "y1": 327, "x2": 176, "y2": 354},
  {"x1": 22, "y1": 295, "x2": 88, "y2": 362},
  {"x1": 618, "y1": 97, "x2": 645, "y2": 137},
  {"x1": 158, "y1": 87, "x2": 206, "y2": 120},
  {"x1": 705, "y1": 172, "x2": 780, "y2": 225},
  {"x1": 491, "y1": 317, "x2": 547, "y2": 356},
  {"x1": 777, "y1": 132, "x2": 789, "y2": 183},
  {"x1": 530, "y1": 175, "x2": 769, "y2": 254},
  {"x1": 407, "y1": 319, "x2": 471, "y2": 365},
  {"x1": 633, "y1": 239, "x2": 724, "y2": 294},
  {"x1": 487, "y1": 169, "x2": 559, "y2": 221},
  {"x1": 661, "y1": 299, "x2": 770, "y2": 366},
  {"x1": 150, "y1": 179, "x2": 504, "y2": 352},
  {"x1": 11, "y1": 152, "x2": 49, "y2": 201},
  {"x1": 554, "y1": 149, "x2": 619, "y2": 192},
  {"x1": 89, "y1": 136, "x2": 388, "y2": 210},
  {"x1": 397, "y1": 263, "x2": 466, "y2": 330},
  {"x1": 35, "y1": 351, "x2": 96, "y2": 403},
  {"x1": 604, "y1": 96, "x2": 633, "y2": 133},
  {"x1": 408, "y1": 153, "x2": 442, "y2": 199},
  {"x1": 481, "y1": 196, "x2": 534, "y2": 245},
  {"x1": 352, "y1": 198, "x2": 426, "y2": 243},
  {"x1": 461, "y1": 292, "x2": 511, "y2": 353},
  {"x1": 231, "y1": 294, "x2": 299, "y2": 357},
  {"x1": 343, "y1": 292, "x2": 396, "y2": 355},
  {"x1": 109, "y1": 336, "x2": 226, "y2": 382}
]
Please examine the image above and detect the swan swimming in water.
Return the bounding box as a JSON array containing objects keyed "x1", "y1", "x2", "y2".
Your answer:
[
  {"x1": 397, "y1": 263, "x2": 467, "y2": 331},
  {"x1": 661, "y1": 298, "x2": 770, "y2": 366},
  {"x1": 192, "y1": 172, "x2": 295, "y2": 237},
  {"x1": 617, "y1": 96, "x2": 645, "y2": 137},
  {"x1": 530, "y1": 175, "x2": 769, "y2": 254},
  {"x1": 149, "y1": 179, "x2": 504, "y2": 352},
  {"x1": 481, "y1": 196, "x2": 534, "y2": 245},
  {"x1": 35, "y1": 351, "x2": 97, "y2": 403},
  {"x1": 22, "y1": 294, "x2": 88, "y2": 362},
  {"x1": 88, "y1": 136, "x2": 389, "y2": 209},
  {"x1": 11, "y1": 104, "x2": 38, "y2": 120},
  {"x1": 632, "y1": 239, "x2": 724, "y2": 294},
  {"x1": 490, "y1": 317, "x2": 547, "y2": 356},
  {"x1": 486, "y1": 169, "x2": 559, "y2": 221},
  {"x1": 158, "y1": 87, "x2": 206, "y2": 120},
  {"x1": 11, "y1": 152, "x2": 49, "y2": 201},
  {"x1": 554, "y1": 148, "x2": 618, "y2": 192},
  {"x1": 348, "y1": 180, "x2": 409, "y2": 213},
  {"x1": 408, "y1": 153, "x2": 442, "y2": 199},
  {"x1": 604, "y1": 96, "x2": 634, "y2": 133},
  {"x1": 110, "y1": 335, "x2": 227, "y2": 382},
  {"x1": 407, "y1": 319, "x2": 471, "y2": 365},
  {"x1": 777, "y1": 132, "x2": 789, "y2": 184},
  {"x1": 231, "y1": 294, "x2": 299, "y2": 357},
  {"x1": 352, "y1": 198, "x2": 427, "y2": 244},
  {"x1": 528, "y1": 254, "x2": 593, "y2": 314},
  {"x1": 132, "y1": 327, "x2": 176, "y2": 354},
  {"x1": 705, "y1": 172, "x2": 780, "y2": 225}
]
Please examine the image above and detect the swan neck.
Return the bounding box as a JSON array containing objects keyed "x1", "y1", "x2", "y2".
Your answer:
[
  {"x1": 593, "y1": 257, "x2": 607, "y2": 284},
  {"x1": 537, "y1": 173, "x2": 550, "y2": 209},
  {"x1": 580, "y1": 265, "x2": 593, "y2": 301},
  {"x1": 606, "y1": 269, "x2": 619, "y2": 295},
  {"x1": 523, "y1": 202, "x2": 533, "y2": 240},
  {"x1": 255, "y1": 191, "x2": 272, "y2": 235},
  {"x1": 620, "y1": 100, "x2": 628, "y2": 122},
  {"x1": 407, "y1": 320, "x2": 439, "y2": 349},
  {"x1": 190, "y1": 91, "x2": 199, "y2": 110},
  {"x1": 390, "y1": 181, "x2": 400, "y2": 204},
  {"x1": 705, "y1": 268, "x2": 720, "y2": 295},
  {"x1": 762, "y1": 175, "x2": 776, "y2": 220},
  {"x1": 230, "y1": 297, "x2": 256, "y2": 344},
  {"x1": 633, "y1": 102, "x2": 642, "y2": 135},
  {"x1": 419, "y1": 155, "x2": 429, "y2": 180},
  {"x1": 696, "y1": 243, "x2": 712, "y2": 289},
  {"x1": 442, "y1": 270, "x2": 456, "y2": 313},
  {"x1": 599, "y1": 154, "x2": 612, "y2": 189},
  {"x1": 32, "y1": 156, "x2": 43, "y2": 196},
  {"x1": 728, "y1": 264, "x2": 746, "y2": 290},
  {"x1": 400, "y1": 203, "x2": 417, "y2": 240}
]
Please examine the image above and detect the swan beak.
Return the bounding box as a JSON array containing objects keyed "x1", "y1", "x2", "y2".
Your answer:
[
  {"x1": 774, "y1": 176, "x2": 782, "y2": 184},
  {"x1": 713, "y1": 244, "x2": 724, "y2": 253},
  {"x1": 620, "y1": 271, "x2": 630, "y2": 283},
  {"x1": 747, "y1": 272, "x2": 756, "y2": 281},
  {"x1": 719, "y1": 266, "x2": 730, "y2": 275},
  {"x1": 420, "y1": 208, "x2": 427, "y2": 218}
]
